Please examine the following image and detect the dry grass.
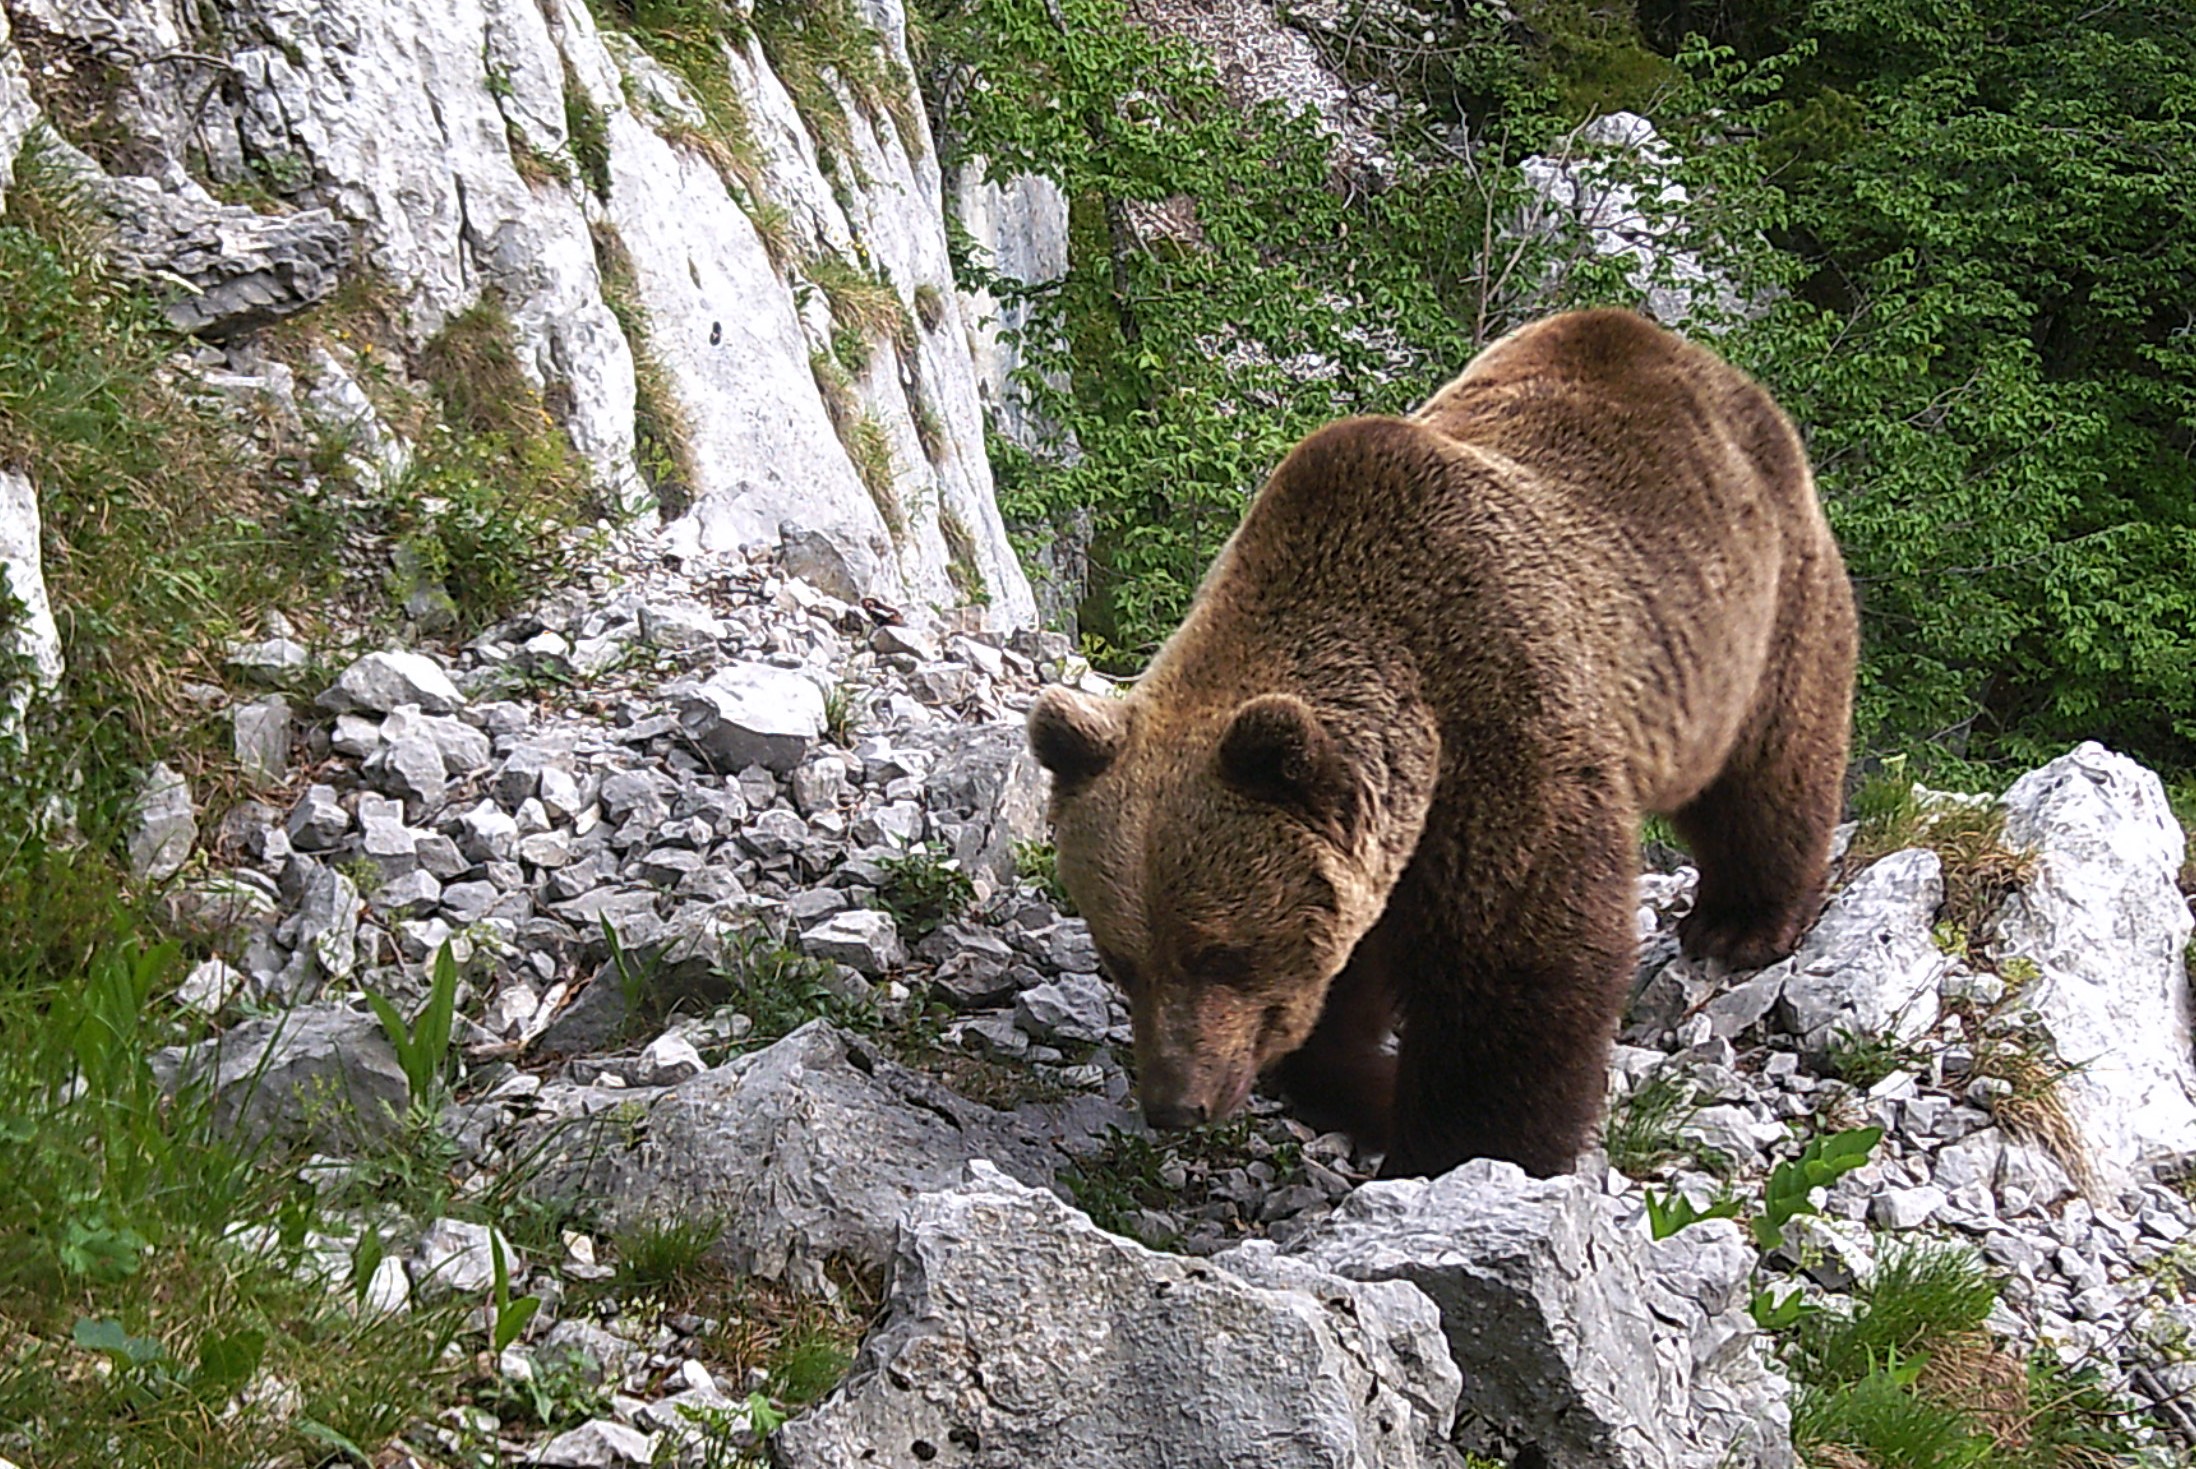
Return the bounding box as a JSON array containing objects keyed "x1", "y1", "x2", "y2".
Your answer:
[
  {"x1": 807, "y1": 253, "x2": 916, "y2": 362},
  {"x1": 1916, "y1": 1332, "x2": 2032, "y2": 1453}
]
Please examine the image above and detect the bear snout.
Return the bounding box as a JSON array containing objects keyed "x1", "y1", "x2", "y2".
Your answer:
[
  {"x1": 1139, "y1": 1063, "x2": 1255, "y2": 1132},
  {"x1": 1142, "y1": 1099, "x2": 1211, "y2": 1131}
]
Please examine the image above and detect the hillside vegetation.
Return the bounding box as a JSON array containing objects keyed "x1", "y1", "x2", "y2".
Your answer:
[{"x1": 924, "y1": 0, "x2": 2196, "y2": 784}]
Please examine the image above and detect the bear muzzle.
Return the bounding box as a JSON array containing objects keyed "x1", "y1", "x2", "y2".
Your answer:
[{"x1": 1138, "y1": 1061, "x2": 1256, "y2": 1132}]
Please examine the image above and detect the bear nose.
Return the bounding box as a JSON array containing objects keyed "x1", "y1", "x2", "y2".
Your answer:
[{"x1": 1143, "y1": 1099, "x2": 1209, "y2": 1132}]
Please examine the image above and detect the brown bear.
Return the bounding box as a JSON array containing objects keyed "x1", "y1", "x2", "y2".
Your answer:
[{"x1": 1025, "y1": 309, "x2": 1858, "y2": 1179}]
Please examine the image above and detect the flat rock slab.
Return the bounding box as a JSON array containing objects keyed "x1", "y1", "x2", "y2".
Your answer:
[
  {"x1": 527, "y1": 1022, "x2": 1076, "y2": 1290},
  {"x1": 772, "y1": 1162, "x2": 1461, "y2": 1469}
]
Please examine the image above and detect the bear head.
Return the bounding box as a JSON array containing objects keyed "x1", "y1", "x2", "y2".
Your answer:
[{"x1": 1027, "y1": 685, "x2": 1435, "y2": 1131}]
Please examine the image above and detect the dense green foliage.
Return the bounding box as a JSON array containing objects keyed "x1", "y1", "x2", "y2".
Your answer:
[{"x1": 925, "y1": 0, "x2": 2196, "y2": 778}]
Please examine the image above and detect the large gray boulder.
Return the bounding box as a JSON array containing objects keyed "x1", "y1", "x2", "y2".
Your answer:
[
  {"x1": 772, "y1": 1162, "x2": 1461, "y2": 1469},
  {"x1": 1281, "y1": 1159, "x2": 1791, "y2": 1469},
  {"x1": 1992, "y1": 742, "x2": 2196, "y2": 1196},
  {"x1": 528, "y1": 1022, "x2": 1108, "y2": 1290}
]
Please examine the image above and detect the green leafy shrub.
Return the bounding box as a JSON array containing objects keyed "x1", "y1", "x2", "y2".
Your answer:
[{"x1": 875, "y1": 842, "x2": 975, "y2": 941}]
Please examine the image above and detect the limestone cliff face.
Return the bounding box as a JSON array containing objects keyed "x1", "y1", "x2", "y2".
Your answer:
[{"x1": 0, "y1": 0, "x2": 1037, "y2": 627}]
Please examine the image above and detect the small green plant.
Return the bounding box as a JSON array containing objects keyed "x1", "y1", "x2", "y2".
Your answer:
[
  {"x1": 717, "y1": 927, "x2": 877, "y2": 1045},
  {"x1": 875, "y1": 842, "x2": 974, "y2": 941},
  {"x1": 1602, "y1": 1069, "x2": 1699, "y2": 1177},
  {"x1": 822, "y1": 681, "x2": 858, "y2": 746},
  {"x1": 1014, "y1": 839, "x2": 1074, "y2": 911},
  {"x1": 849, "y1": 413, "x2": 902, "y2": 537},
  {"x1": 1754, "y1": 1125, "x2": 1883, "y2": 1251},
  {"x1": 939, "y1": 506, "x2": 988, "y2": 605},
  {"x1": 748, "y1": 0, "x2": 923, "y2": 166},
  {"x1": 563, "y1": 65, "x2": 613, "y2": 199},
  {"x1": 913, "y1": 281, "x2": 946, "y2": 331},
  {"x1": 592, "y1": 223, "x2": 700, "y2": 518},
  {"x1": 1825, "y1": 1028, "x2": 1921, "y2": 1089},
  {"x1": 364, "y1": 942, "x2": 461, "y2": 1116},
  {"x1": 742, "y1": 196, "x2": 797, "y2": 274},
  {"x1": 488, "y1": 1229, "x2": 541, "y2": 1354},
  {"x1": 1642, "y1": 1186, "x2": 1742, "y2": 1241},
  {"x1": 483, "y1": 1341, "x2": 609, "y2": 1430},
  {"x1": 389, "y1": 295, "x2": 603, "y2": 628}
]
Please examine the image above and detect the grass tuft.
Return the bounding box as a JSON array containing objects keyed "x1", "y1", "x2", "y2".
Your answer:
[
  {"x1": 563, "y1": 65, "x2": 615, "y2": 199},
  {"x1": 806, "y1": 253, "x2": 917, "y2": 365},
  {"x1": 749, "y1": 0, "x2": 924, "y2": 167},
  {"x1": 593, "y1": 223, "x2": 700, "y2": 518},
  {"x1": 1602, "y1": 1068, "x2": 1698, "y2": 1177},
  {"x1": 394, "y1": 295, "x2": 602, "y2": 628},
  {"x1": 1842, "y1": 763, "x2": 2037, "y2": 940}
]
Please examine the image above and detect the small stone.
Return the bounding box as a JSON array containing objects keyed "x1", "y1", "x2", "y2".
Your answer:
[
  {"x1": 372, "y1": 868, "x2": 443, "y2": 917},
  {"x1": 520, "y1": 829, "x2": 575, "y2": 867},
  {"x1": 791, "y1": 756, "x2": 850, "y2": 815},
  {"x1": 741, "y1": 809, "x2": 809, "y2": 860},
  {"x1": 641, "y1": 600, "x2": 725, "y2": 650},
  {"x1": 331, "y1": 712, "x2": 383, "y2": 758},
  {"x1": 1014, "y1": 974, "x2": 1113, "y2": 1045},
  {"x1": 409, "y1": 1218, "x2": 517, "y2": 1300},
  {"x1": 871, "y1": 623, "x2": 939, "y2": 660},
  {"x1": 800, "y1": 910, "x2": 905, "y2": 974},
  {"x1": 128, "y1": 763, "x2": 197, "y2": 880},
  {"x1": 227, "y1": 634, "x2": 310, "y2": 683},
  {"x1": 322, "y1": 650, "x2": 464, "y2": 715},
  {"x1": 175, "y1": 958, "x2": 244, "y2": 1015},
  {"x1": 234, "y1": 695, "x2": 293, "y2": 782},
  {"x1": 631, "y1": 1033, "x2": 707, "y2": 1086},
  {"x1": 1871, "y1": 1185, "x2": 1948, "y2": 1230},
  {"x1": 373, "y1": 735, "x2": 447, "y2": 810},
  {"x1": 285, "y1": 784, "x2": 351, "y2": 851},
  {"x1": 455, "y1": 801, "x2": 520, "y2": 863}
]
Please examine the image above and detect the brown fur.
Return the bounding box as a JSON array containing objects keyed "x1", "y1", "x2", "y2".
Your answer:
[{"x1": 1028, "y1": 309, "x2": 1857, "y2": 1178}]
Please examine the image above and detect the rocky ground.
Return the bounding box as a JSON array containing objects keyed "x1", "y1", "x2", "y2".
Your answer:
[{"x1": 125, "y1": 524, "x2": 2196, "y2": 1468}]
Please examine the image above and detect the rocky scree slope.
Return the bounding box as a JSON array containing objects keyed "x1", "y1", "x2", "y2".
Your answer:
[
  {"x1": 0, "y1": 0, "x2": 1042, "y2": 623},
  {"x1": 110, "y1": 519, "x2": 2196, "y2": 1468}
]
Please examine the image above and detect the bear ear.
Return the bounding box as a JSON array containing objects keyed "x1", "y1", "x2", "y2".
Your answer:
[
  {"x1": 1215, "y1": 693, "x2": 1359, "y2": 835},
  {"x1": 1028, "y1": 687, "x2": 1126, "y2": 786}
]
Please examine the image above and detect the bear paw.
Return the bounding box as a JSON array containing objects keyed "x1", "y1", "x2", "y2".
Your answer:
[{"x1": 1677, "y1": 902, "x2": 1807, "y2": 971}]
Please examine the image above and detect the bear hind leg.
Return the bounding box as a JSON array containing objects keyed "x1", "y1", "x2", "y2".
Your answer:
[{"x1": 1674, "y1": 685, "x2": 1849, "y2": 971}]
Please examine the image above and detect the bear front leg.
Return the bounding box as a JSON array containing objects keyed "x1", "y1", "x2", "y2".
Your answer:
[
  {"x1": 1271, "y1": 918, "x2": 1401, "y2": 1151},
  {"x1": 1379, "y1": 849, "x2": 1636, "y2": 1180}
]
